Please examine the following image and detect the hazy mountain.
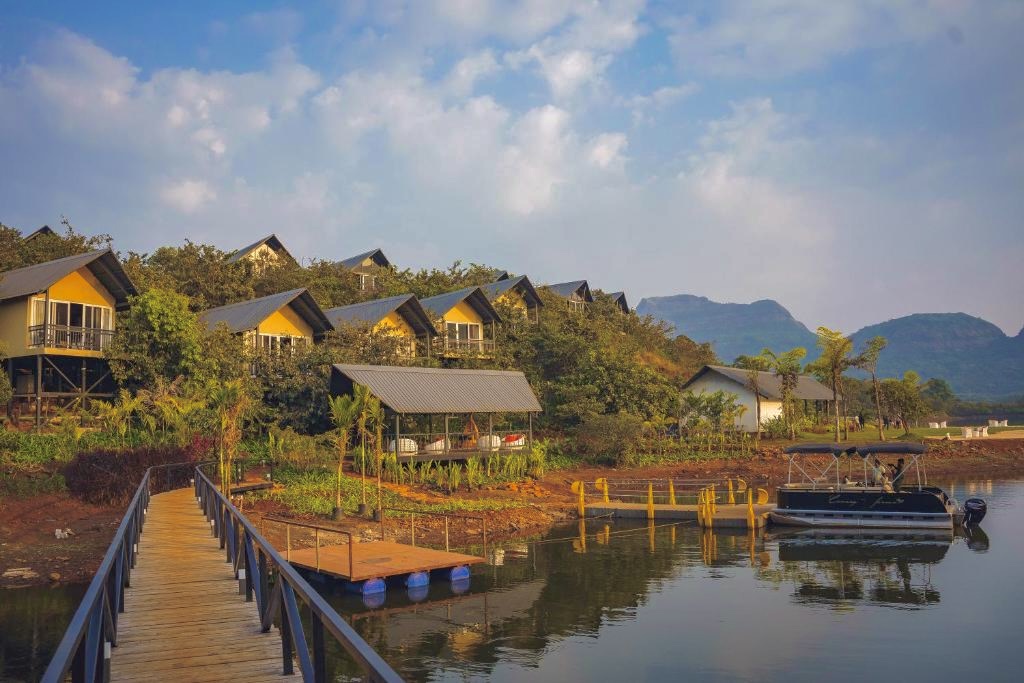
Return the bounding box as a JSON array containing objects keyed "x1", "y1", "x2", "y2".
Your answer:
[
  {"x1": 637, "y1": 295, "x2": 1024, "y2": 400},
  {"x1": 636, "y1": 294, "x2": 817, "y2": 364}
]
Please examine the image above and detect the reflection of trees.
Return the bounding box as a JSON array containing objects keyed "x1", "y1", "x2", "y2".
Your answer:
[
  {"x1": 0, "y1": 584, "x2": 87, "y2": 681},
  {"x1": 324, "y1": 522, "x2": 758, "y2": 681},
  {"x1": 756, "y1": 533, "x2": 949, "y2": 611}
]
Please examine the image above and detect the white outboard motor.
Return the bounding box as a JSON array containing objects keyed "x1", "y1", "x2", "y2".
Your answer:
[{"x1": 963, "y1": 498, "x2": 987, "y2": 526}]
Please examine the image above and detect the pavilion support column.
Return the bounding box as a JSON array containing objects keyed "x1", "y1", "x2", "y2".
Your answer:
[
  {"x1": 35, "y1": 354, "x2": 42, "y2": 430},
  {"x1": 528, "y1": 413, "x2": 534, "y2": 452},
  {"x1": 444, "y1": 414, "x2": 450, "y2": 455},
  {"x1": 394, "y1": 414, "x2": 402, "y2": 466}
]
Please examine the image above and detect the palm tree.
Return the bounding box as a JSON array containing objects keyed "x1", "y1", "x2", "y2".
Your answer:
[
  {"x1": 328, "y1": 394, "x2": 361, "y2": 520},
  {"x1": 209, "y1": 380, "x2": 253, "y2": 496},
  {"x1": 366, "y1": 396, "x2": 386, "y2": 518},
  {"x1": 854, "y1": 336, "x2": 888, "y2": 441},
  {"x1": 810, "y1": 327, "x2": 855, "y2": 444},
  {"x1": 735, "y1": 353, "x2": 772, "y2": 446},
  {"x1": 353, "y1": 384, "x2": 373, "y2": 515},
  {"x1": 764, "y1": 347, "x2": 807, "y2": 440}
]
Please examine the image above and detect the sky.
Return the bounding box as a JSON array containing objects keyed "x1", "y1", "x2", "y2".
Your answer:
[{"x1": 1, "y1": 1, "x2": 1022, "y2": 335}]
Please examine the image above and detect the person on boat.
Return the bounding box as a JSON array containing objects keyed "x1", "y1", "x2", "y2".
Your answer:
[
  {"x1": 870, "y1": 459, "x2": 886, "y2": 486},
  {"x1": 880, "y1": 471, "x2": 894, "y2": 493},
  {"x1": 893, "y1": 457, "x2": 906, "y2": 491}
]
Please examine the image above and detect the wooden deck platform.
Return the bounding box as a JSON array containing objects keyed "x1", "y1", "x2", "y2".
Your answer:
[
  {"x1": 286, "y1": 541, "x2": 484, "y2": 582},
  {"x1": 111, "y1": 488, "x2": 286, "y2": 682},
  {"x1": 585, "y1": 502, "x2": 775, "y2": 528}
]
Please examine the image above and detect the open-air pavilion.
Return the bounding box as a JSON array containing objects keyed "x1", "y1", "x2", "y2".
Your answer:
[{"x1": 330, "y1": 364, "x2": 542, "y2": 462}]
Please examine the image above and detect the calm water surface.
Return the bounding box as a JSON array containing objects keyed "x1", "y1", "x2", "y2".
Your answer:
[{"x1": 2, "y1": 479, "x2": 1020, "y2": 682}]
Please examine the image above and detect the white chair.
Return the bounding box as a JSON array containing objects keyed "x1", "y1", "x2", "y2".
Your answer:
[
  {"x1": 980, "y1": 427, "x2": 989, "y2": 437},
  {"x1": 423, "y1": 438, "x2": 450, "y2": 453},
  {"x1": 388, "y1": 438, "x2": 418, "y2": 454},
  {"x1": 478, "y1": 434, "x2": 502, "y2": 452},
  {"x1": 928, "y1": 422, "x2": 939, "y2": 429},
  {"x1": 939, "y1": 421, "x2": 948, "y2": 428},
  {"x1": 961, "y1": 427, "x2": 973, "y2": 439},
  {"x1": 500, "y1": 434, "x2": 526, "y2": 450},
  {"x1": 988, "y1": 419, "x2": 999, "y2": 427}
]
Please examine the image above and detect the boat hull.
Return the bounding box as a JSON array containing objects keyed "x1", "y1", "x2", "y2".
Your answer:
[
  {"x1": 770, "y1": 509, "x2": 954, "y2": 530},
  {"x1": 772, "y1": 486, "x2": 957, "y2": 530}
]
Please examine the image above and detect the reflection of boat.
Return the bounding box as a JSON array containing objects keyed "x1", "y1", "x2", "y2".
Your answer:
[
  {"x1": 771, "y1": 443, "x2": 987, "y2": 530},
  {"x1": 771, "y1": 528, "x2": 952, "y2": 563}
]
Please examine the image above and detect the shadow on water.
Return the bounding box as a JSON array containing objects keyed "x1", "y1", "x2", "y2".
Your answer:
[{"x1": 0, "y1": 583, "x2": 86, "y2": 682}]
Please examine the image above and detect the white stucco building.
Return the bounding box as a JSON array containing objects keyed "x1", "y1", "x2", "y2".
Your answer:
[{"x1": 681, "y1": 365, "x2": 834, "y2": 432}]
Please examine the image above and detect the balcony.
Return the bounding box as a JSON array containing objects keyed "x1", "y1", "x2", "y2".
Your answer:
[
  {"x1": 437, "y1": 337, "x2": 496, "y2": 356},
  {"x1": 386, "y1": 429, "x2": 529, "y2": 462},
  {"x1": 29, "y1": 324, "x2": 114, "y2": 352}
]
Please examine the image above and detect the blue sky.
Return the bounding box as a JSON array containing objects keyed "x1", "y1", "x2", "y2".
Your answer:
[{"x1": 1, "y1": 1, "x2": 1022, "y2": 334}]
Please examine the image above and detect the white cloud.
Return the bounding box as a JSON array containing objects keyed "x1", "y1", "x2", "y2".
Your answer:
[
  {"x1": 587, "y1": 132, "x2": 628, "y2": 170},
  {"x1": 444, "y1": 49, "x2": 501, "y2": 97},
  {"x1": 160, "y1": 179, "x2": 216, "y2": 213},
  {"x1": 623, "y1": 82, "x2": 699, "y2": 124}
]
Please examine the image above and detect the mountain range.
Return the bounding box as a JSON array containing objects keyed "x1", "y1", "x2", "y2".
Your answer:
[{"x1": 636, "y1": 294, "x2": 1024, "y2": 401}]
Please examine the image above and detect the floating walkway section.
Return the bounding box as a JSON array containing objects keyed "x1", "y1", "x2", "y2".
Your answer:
[
  {"x1": 41, "y1": 464, "x2": 401, "y2": 683},
  {"x1": 574, "y1": 478, "x2": 775, "y2": 529}
]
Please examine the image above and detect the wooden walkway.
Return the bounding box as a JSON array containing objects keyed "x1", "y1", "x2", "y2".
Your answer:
[
  {"x1": 286, "y1": 541, "x2": 484, "y2": 582},
  {"x1": 110, "y1": 488, "x2": 286, "y2": 682},
  {"x1": 585, "y1": 502, "x2": 775, "y2": 528}
]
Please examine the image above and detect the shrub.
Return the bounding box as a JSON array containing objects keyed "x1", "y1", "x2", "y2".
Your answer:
[
  {"x1": 761, "y1": 415, "x2": 789, "y2": 440},
  {"x1": 574, "y1": 413, "x2": 645, "y2": 465},
  {"x1": 63, "y1": 445, "x2": 200, "y2": 505}
]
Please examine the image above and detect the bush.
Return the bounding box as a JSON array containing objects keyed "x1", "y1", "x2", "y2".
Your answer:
[
  {"x1": 574, "y1": 413, "x2": 645, "y2": 465},
  {"x1": 63, "y1": 443, "x2": 208, "y2": 505},
  {"x1": 761, "y1": 415, "x2": 789, "y2": 439}
]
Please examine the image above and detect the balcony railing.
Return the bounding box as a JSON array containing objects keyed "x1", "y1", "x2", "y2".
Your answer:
[
  {"x1": 438, "y1": 338, "x2": 496, "y2": 355},
  {"x1": 386, "y1": 429, "x2": 529, "y2": 460},
  {"x1": 29, "y1": 324, "x2": 114, "y2": 351}
]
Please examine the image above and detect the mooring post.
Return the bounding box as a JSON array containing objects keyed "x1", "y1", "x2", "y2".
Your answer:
[
  {"x1": 646, "y1": 483, "x2": 654, "y2": 520},
  {"x1": 746, "y1": 487, "x2": 755, "y2": 530},
  {"x1": 728, "y1": 479, "x2": 735, "y2": 505},
  {"x1": 668, "y1": 479, "x2": 676, "y2": 506}
]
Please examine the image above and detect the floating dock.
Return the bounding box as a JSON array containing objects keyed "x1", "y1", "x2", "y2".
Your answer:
[
  {"x1": 584, "y1": 502, "x2": 775, "y2": 528},
  {"x1": 287, "y1": 542, "x2": 484, "y2": 584}
]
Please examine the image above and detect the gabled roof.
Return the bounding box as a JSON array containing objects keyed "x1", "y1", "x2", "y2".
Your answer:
[
  {"x1": 480, "y1": 275, "x2": 543, "y2": 308},
  {"x1": 199, "y1": 288, "x2": 332, "y2": 335},
  {"x1": 23, "y1": 225, "x2": 56, "y2": 241},
  {"x1": 226, "y1": 234, "x2": 294, "y2": 264},
  {"x1": 420, "y1": 286, "x2": 502, "y2": 324},
  {"x1": 547, "y1": 280, "x2": 593, "y2": 302},
  {"x1": 491, "y1": 270, "x2": 511, "y2": 281},
  {"x1": 324, "y1": 294, "x2": 435, "y2": 337},
  {"x1": 681, "y1": 365, "x2": 834, "y2": 402},
  {"x1": 331, "y1": 364, "x2": 542, "y2": 414},
  {"x1": 0, "y1": 249, "x2": 137, "y2": 310},
  {"x1": 340, "y1": 248, "x2": 391, "y2": 270},
  {"x1": 608, "y1": 291, "x2": 629, "y2": 313}
]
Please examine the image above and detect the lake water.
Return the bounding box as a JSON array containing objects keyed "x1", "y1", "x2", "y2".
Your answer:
[{"x1": 2, "y1": 479, "x2": 1020, "y2": 682}]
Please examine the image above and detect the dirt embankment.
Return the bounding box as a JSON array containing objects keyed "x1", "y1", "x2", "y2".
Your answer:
[{"x1": 4, "y1": 438, "x2": 1023, "y2": 588}]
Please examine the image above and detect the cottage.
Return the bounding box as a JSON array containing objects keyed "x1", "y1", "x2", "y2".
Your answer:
[
  {"x1": 607, "y1": 291, "x2": 629, "y2": 315},
  {"x1": 480, "y1": 275, "x2": 543, "y2": 323},
  {"x1": 199, "y1": 288, "x2": 332, "y2": 353},
  {"x1": 0, "y1": 250, "x2": 136, "y2": 423},
  {"x1": 225, "y1": 234, "x2": 295, "y2": 270},
  {"x1": 22, "y1": 225, "x2": 56, "y2": 242},
  {"x1": 339, "y1": 249, "x2": 392, "y2": 292},
  {"x1": 419, "y1": 287, "x2": 501, "y2": 357},
  {"x1": 681, "y1": 364, "x2": 834, "y2": 432},
  {"x1": 546, "y1": 280, "x2": 593, "y2": 312},
  {"x1": 324, "y1": 294, "x2": 435, "y2": 357}
]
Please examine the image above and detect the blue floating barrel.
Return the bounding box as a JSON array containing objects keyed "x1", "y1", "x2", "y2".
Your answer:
[
  {"x1": 451, "y1": 577, "x2": 471, "y2": 595},
  {"x1": 361, "y1": 577, "x2": 387, "y2": 595},
  {"x1": 361, "y1": 591, "x2": 386, "y2": 609},
  {"x1": 448, "y1": 565, "x2": 471, "y2": 582},
  {"x1": 405, "y1": 571, "x2": 430, "y2": 588},
  {"x1": 407, "y1": 584, "x2": 429, "y2": 603}
]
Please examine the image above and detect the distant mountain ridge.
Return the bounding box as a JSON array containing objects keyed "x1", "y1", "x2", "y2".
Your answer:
[{"x1": 637, "y1": 294, "x2": 1024, "y2": 400}]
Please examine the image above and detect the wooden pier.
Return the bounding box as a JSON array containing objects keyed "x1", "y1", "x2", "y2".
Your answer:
[
  {"x1": 110, "y1": 488, "x2": 284, "y2": 682},
  {"x1": 287, "y1": 542, "x2": 484, "y2": 582},
  {"x1": 585, "y1": 502, "x2": 775, "y2": 528}
]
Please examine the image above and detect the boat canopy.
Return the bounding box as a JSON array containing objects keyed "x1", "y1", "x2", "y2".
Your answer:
[
  {"x1": 854, "y1": 443, "x2": 927, "y2": 456},
  {"x1": 783, "y1": 444, "x2": 846, "y2": 456}
]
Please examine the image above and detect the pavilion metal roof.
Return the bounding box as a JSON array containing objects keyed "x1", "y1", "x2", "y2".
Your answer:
[
  {"x1": 419, "y1": 286, "x2": 502, "y2": 324},
  {"x1": 480, "y1": 275, "x2": 544, "y2": 308},
  {"x1": 330, "y1": 364, "x2": 542, "y2": 414},
  {"x1": 199, "y1": 288, "x2": 333, "y2": 335},
  {"x1": 339, "y1": 248, "x2": 391, "y2": 270},
  {"x1": 682, "y1": 365, "x2": 834, "y2": 401},
  {"x1": 607, "y1": 291, "x2": 629, "y2": 313},
  {"x1": 324, "y1": 294, "x2": 435, "y2": 336},
  {"x1": 0, "y1": 249, "x2": 137, "y2": 310}
]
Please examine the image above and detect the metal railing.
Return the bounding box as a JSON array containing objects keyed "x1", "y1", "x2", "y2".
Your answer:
[
  {"x1": 437, "y1": 337, "x2": 496, "y2": 355},
  {"x1": 387, "y1": 429, "x2": 528, "y2": 457},
  {"x1": 262, "y1": 516, "x2": 355, "y2": 578},
  {"x1": 195, "y1": 469, "x2": 402, "y2": 682},
  {"x1": 40, "y1": 462, "x2": 197, "y2": 683},
  {"x1": 380, "y1": 507, "x2": 487, "y2": 554},
  {"x1": 29, "y1": 324, "x2": 114, "y2": 351}
]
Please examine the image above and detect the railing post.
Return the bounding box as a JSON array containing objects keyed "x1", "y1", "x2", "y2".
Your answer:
[
  {"x1": 278, "y1": 583, "x2": 295, "y2": 676},
  {"x1": 312, "y1": 618, "x2": 327, "y2": 683}
]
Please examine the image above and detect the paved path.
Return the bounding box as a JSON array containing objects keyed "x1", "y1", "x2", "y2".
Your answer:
[{"x1": 110, "y1": 488, "x2": 286, "y2": 682}]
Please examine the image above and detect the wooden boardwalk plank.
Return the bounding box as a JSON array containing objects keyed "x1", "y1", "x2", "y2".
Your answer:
[{"x1": 110, "y1": 488, "x2": 287, "y2": 682}]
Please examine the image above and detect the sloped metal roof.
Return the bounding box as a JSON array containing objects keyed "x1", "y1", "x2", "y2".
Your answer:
[
  {"x1": 331, "y1": 364, "x2": 542, "y2": 414},
  {"x1": 23, "y1": 225, "x2": 56, "y2": 241},
  {"x1": 226, "y1": 234, "x2": 294, "y2": 264},
  {"x1": 682, "y1": 364, "x2": 835, "y2": 401},
  {"x1": 546, "y1": 280, "x2": 593, "y2": 302},
  {"x1": 480, "y1": 275, "x2": 543, "y2": 308},
  {"x1": 199, "y1": 288, "x2": 333, "y2": 335},
  {"x1": 339, "y1": 248, "x2": 391, "y2": 270},
  {"x1": 324, "y1": 294, "x2": 435, "y2": 336},
  {"x1": 607, "y1": 291, "x2": 629, "y2": 313},
  {"x1": 0, "y1": 249, "x2": 137, "y2": 310},
  {"x1": 419, "y1": 286, "x2": 502, "y2": 324}
]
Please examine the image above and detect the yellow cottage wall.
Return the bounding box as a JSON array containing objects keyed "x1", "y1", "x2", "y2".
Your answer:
[
  {"x1": 0, "y1": 299, "x2": 30, "y2": 357},
  {"x1": 441, "y1": 300, "x2": 484, "y2": 326},
  {"x1": 257, "y1": 305, "x2": 314, "y2": 338}
]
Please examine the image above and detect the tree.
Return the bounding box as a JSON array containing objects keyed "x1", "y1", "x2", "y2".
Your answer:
[
  {"x1": 0, "y1": 342, "x2": 13, "y2": 413},
  {"x1": 880, "y1": 372, "x2": 927, "y2": 435},
  {"x1": 210, "y1": 379, "x2": 255, "y2": 495},
  {"x1": 763, "y1": 347, "x2": 807, "y2": 439},
  {"x1": 921, "y1": 378, "x2": 956, "y2": 415},
  {"x1": 809, "y1": 327, "x2": 855, "y2": 443},
  {"x1": 328, "y1": 394, "x2": 361, "y2": 520},
  {"x1": 366, "y1": 395, "x2": 386, "y2": 517},
  {"x1": 106, "y1": 288, "x2": 206, "y2": 390},
  {"x1": 353, "y1": 384, "x2": 373, "y2": 514},
  {"x1": 734, "y1": 352, "x2": 772, "y2": 445},
  {"x1": 854, "y1": 336, "x2": 888, "y2": 440}
]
